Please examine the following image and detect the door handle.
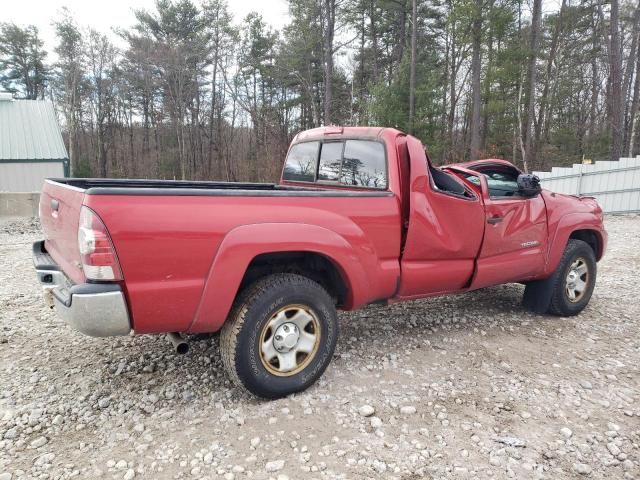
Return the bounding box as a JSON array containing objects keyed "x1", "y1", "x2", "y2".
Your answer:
[
  {"x1": 487, "y1": 216, "x2": 503, "y2": 225},
  {"x1": 50, "y1": 199, "x2": 59, "y2": 211}
]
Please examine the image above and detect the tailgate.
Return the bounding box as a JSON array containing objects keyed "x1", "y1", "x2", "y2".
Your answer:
[{"x1": 39, "y1": 180, "x2": 86, "y2": 284}]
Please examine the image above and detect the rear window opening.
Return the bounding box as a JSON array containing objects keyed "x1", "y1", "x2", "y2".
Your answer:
[{"x1": 283, "y1": 139, "x2": 388, "y2": 189}]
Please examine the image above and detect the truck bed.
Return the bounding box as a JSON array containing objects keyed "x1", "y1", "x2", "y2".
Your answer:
[{"x1": 40, "y1": 177, "x2": 402, "y2": 334}]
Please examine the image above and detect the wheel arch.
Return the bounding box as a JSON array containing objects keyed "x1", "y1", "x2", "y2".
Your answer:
[
  {"x1": 569, "y1": 229, "x2": 604, "y2": 261},
  {"x1": 524, "y1": 236, "x2": 598, "y2": 315},
  {"x1": 238, "y1": 251, "x2": 349, "y2": 307},
  {"x1": 545, "y1": 213, "x2": 606, "y2": 275},
  {"x1": 187, "y1": 223, "x2": 370, "y2": 333}
]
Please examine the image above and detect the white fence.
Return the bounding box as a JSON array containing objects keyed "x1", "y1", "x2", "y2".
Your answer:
[{"x1": 534, "y1": 156, "x2": 640, "y2": 214}]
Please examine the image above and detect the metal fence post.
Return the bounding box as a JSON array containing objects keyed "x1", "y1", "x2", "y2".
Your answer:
[{"x1": 577, "y1": 163, "x2": 583, "y2": 196}]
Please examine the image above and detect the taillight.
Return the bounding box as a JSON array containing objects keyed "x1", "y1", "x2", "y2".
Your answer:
[{"x1": 78, "y1": 206, "x2": 123, "y2": 281}]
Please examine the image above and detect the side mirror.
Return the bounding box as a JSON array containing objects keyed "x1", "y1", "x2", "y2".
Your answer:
[{"x1": 517, "y1": 173, "x2": 542, "y2": 198}]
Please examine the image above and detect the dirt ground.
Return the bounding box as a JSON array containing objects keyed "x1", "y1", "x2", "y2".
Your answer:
[{"x1": 0, "y1": 215, "x2": 639, "y2": 480}]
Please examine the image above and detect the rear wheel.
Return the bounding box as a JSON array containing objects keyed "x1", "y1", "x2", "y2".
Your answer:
[{"x1": 220, "y1": 274, "x2": 338, "y2": 398}]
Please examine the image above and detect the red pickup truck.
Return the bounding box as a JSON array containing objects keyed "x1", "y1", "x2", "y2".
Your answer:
[{"x1": 33, "y1": 127, "x2": 607, "y2": 398}]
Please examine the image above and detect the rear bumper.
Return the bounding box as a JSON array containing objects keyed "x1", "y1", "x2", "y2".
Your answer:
[{"x1": 33, "y1": 241, "x2": 131, "y2": 337}]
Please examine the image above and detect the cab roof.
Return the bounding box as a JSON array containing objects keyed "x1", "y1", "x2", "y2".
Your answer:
[{"x1": 293, "y1": 126, "x2": 404, "y2": 143}]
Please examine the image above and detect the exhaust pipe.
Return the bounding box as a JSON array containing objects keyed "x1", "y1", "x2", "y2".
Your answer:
[{"x1": 167, "y1": 332, "x2": 189, "y2": 355}]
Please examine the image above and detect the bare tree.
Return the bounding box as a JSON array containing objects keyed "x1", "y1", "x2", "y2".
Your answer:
[
  {"x1": 86, "y1": 30, "x2": 118, "y2": 177},
  {"x1": 609, "y1": 0, "x2": 624, "y2": 161},
  {"x1": 321, "y1": 0, "x2": 336, "y2": 124},
  {"x1": 408, "y1": 0, "x2": 417, "y2": 134},
  {"x1": 628, "y1": 42, "x2": 640, "y2": 156},
  {"x1": 469, "y1": 0, "x2": 483, "y2": 159},
  {"x1": 52, "y1": 9, "x2": 83, "y2": 176},
  {"x1": 523, "y1": 0, "x2": 542, "y2": 168},
  {"x1": 535, "y1": 0, "x2": 567, "y2": 158},
  {"x1": 623, "y1": 0, "x2": 640, "y2": 155}
]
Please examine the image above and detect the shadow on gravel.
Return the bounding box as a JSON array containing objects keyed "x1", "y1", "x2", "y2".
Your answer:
[{"x1": 61, "y1": 282, "x2": 544, "y2": 403}]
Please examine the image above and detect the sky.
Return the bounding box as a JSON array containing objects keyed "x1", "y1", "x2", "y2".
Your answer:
[{"x1": 3, "y1": 0, "x2": 291, "y2": 55}]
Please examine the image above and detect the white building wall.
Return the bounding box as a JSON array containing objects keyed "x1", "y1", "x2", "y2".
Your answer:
[
  {"x1": 0, "y1": 162, "x2": 65, "y2": 192},
  {"x1": 534, "y1": 156, "x2": 640, "y2": 214}
]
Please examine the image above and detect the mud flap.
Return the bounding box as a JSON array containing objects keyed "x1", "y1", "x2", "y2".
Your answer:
[{"x1": 522, "y1": 278, "x2": 554, "y2": 314}]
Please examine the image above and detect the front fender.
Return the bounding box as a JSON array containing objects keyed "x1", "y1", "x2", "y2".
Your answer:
[
  {"x1": 187, "y1": 223, "x2": 375, "y2": 333},
  {"x1": 545, "y1": 212, "x2": 606, "y2": 276}
]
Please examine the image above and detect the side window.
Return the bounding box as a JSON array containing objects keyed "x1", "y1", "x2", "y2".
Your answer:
[
  {"x1": 430, "y1": 166, "x2": 468, "y2": 197},
  {"x1": 484, "y1": 170, "x2": 520, "y2": 197},
  {"x1": 317, "y1": 142, "x2": 343, "y2": 182},
  {"x1": 465, "y1": 168, "x2": 522, "y2": 198},
  {"x1": 340, "y1": 140, "x2": 386, "y2": 188},
  {"x1": 282, "y1": 142, "x2": 319, "y2": 182}
]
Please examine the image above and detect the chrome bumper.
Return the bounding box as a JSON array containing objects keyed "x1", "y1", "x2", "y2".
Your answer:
[{"x1": 33, "y1": 241, "x2": 131, "y2": 337}]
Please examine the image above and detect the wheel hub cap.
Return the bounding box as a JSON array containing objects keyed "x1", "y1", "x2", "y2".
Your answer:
[
  {"x1": 258, "y1": 305, "x2": 321, "y2": 377},
  {"x1": 565, "y1": 257, "x2": 589, "y2": 303},
  {"x1": 273, "y1": 323, "x2": 300, "y2": 352}
]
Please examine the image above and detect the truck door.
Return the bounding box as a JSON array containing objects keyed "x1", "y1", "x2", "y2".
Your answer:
[
  {"x1": 469, "y1": 165, "x2": 548, "y2": 289},
  {"x1": 396, "y1": 138, "x2": 486, "y2": 298}
]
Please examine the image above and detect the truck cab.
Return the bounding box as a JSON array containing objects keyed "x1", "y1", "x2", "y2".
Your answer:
[{"x1": 280, "y1": 127, "x2": 605, "y2": 300}]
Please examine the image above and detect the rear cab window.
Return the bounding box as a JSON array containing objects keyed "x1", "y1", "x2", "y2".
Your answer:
[
  {"x1": 282, "y1": 142, "x2": 319, "y2": 182},
  {"x1": 283, "y1": 139, "x2": 387, "y2": 189}
]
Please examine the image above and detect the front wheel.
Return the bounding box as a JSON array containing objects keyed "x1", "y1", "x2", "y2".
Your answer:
[
  {"x1": 523, "y1": 239, "x2": 597, "y2": 316},
  {"x1": 220, "y1": 274, "x2": 338, "y2": 398}
]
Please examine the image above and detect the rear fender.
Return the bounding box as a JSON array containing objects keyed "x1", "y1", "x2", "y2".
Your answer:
[
  {"x1": 545, "y1": 212, "x2": 606, "y2": 275},
  {"x1": 187, "y1": 223, "x2": 370, "y2": 333}
]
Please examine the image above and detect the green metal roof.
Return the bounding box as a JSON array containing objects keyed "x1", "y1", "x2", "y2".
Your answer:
[{"x1": 0, "y1": 99, "x2": 68, "y2": 161}]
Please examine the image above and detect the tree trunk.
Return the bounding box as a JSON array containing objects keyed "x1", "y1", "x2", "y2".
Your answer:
[
  {"x1": 609, "y1": 0, "x2": 624, "y2": 161},
  {"x1": 535, "y1": 0, "x2": 566, "y2": 155},
  {"x1": 67, "y1": 75, "x2": 79, "y2": 176},
  {"x1": 517, "y1": 70, "x2": 527, "y2": 172},
  {"x1": 391, "y1": 1, "x2": 407, "y2": 70},
  {"x1": 446, "y1": 1, "x2": 458, "y2": 163},
  {"x1": 369, "y1": 0, "x2": 380, "y2": 82},
  {"x1": 628, "y1": 43, "x2": 640, "y2": 156},
  {"x1": 623, "y1": 1, "x2": 640, "y2": 154},
  {"x1": 481, "y1": 31, "x2": 493, "y2": 151},
  {"x1": 358, "y1": 8, "x2": 366, "y2": 124},
  {"x1": 409, "y1": 0, "x2": 417, "y2": 134},
  {"x1": 469, "y1": 0, "x2": 483, "y2": 159},
  {"x1": 524, "y1": 0, "x2": 542, "y2": 168},
  {"x1": 441, "y1": 22, "x2": 450, "y2": 163},
  {"x1": 588, "y1": 6, "x2": 602, "y2": 141},
  {"x1": 98, "y1": 127, "x2": 107, "y2": 177},
  {"x1": 209, "y1": 56, "x2": 218, "y2": 178},
  {"x1": 128, "y1": 97, "x2": 135, "y2": 177},
  {"x1": 142, "y1": 94, "x2": 150, "y2": 162},
  {"x1": 322, "y1": 0, "x2": 336, "y2": 125}
]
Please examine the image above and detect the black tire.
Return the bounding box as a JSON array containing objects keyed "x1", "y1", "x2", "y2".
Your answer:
[
  {"x1": 220, "y1": 273, "x2": 338, "y2": 398},
  {"x1": 523, "y1": 239, "x2": 597, "y2": 316}
]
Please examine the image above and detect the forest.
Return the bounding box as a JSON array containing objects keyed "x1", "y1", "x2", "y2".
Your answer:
[{"x1": 1, "y1": 0, "x2": 639, "y2": 182}]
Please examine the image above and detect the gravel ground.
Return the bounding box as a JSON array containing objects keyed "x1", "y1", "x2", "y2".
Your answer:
[{"x1": 1, "y1": 215, "x2": 639, "y2": 480}]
